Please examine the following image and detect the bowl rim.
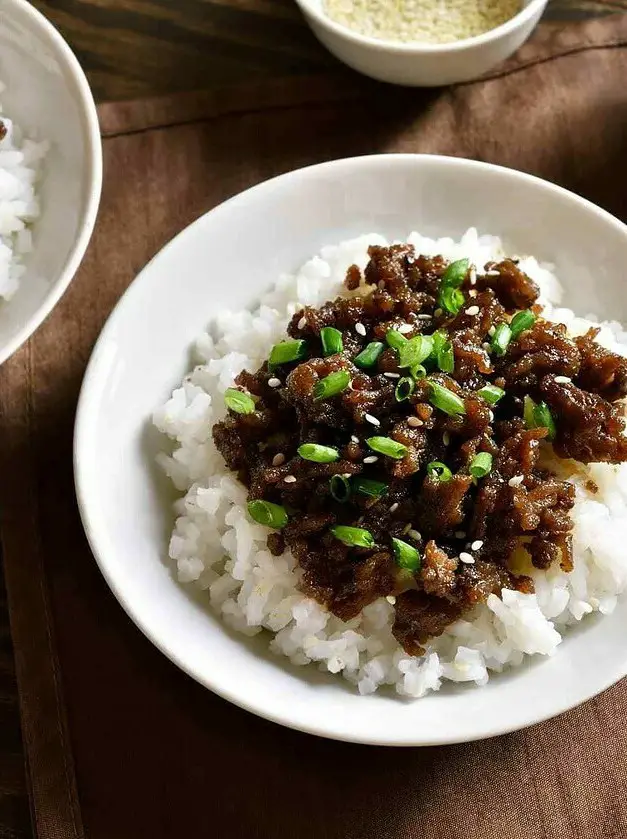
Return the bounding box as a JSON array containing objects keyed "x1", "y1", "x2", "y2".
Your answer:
[
  {"x1": 74, "y1": 154, "x2": 627, "y2": 746},
  {"x1": 294, "y1": 0, "x2": 547, "y2": 54},
  {"x1": 0, "y1": 0, "x2": 103, "y2": 365}
]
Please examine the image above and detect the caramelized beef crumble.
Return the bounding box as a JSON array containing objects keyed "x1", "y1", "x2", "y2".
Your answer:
[{"x1": 213, "y1": 244, "x2": 627, "y2": 655}]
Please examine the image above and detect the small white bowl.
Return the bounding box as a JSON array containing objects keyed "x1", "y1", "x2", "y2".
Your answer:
[
  {"x1": 75, "y1": 155, "x2": 627, "y2": 747},
  {"x1": 294, "y1": 0, "x2": 548, "y2": 86},
  {"x1": 0, "y1": 0, "x2": 102, "y2": 364}
]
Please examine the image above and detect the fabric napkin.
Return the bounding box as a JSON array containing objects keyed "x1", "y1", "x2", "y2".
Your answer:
[{"x1": 1, "y1": 15, "x2": 627, "y2": 839}]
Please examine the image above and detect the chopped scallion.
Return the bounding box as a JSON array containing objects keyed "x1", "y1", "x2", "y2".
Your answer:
[
  {"x1": 395, "y1": 376, "x2": 415, "y2": 402},
  {"x1": 491, "y1": 323, "x2": 512, "y2": 357},
  {"x1": 437, "y1": 339, "x2": 455, "y2": 373},
  {"x1": 428, "y1": 381, "x2": 466, "y2": 416},
  {"x1": 533, "y1": 401, "x2": 557, "y2": 441},
  {"x1": 313, "y1": 370, "x2": 351, "y2": 400},
  {"x1": 398, "y1": 335, "x2": 433, "y2": 371},
  {"x1": 477, "y1": 384, "x2": 505, "y2": 405},
  {"x1": 224, "y1": 388, "x2": 255, "y2": 415},
  {"x1": 298, "y1": 443, "x2": 340, "y2": 463},
  {"x1": 329, "y1": 475, "x2": 351, "y2": 503},
  {"x1": 269, "y1": 339, "x2": 307, "y2": 367},
  {"x1": 510, "y1": 310, "x2": 536, "y2": 340},
  {"x1": 426, "y1": 461, "x2": 453, "y2": 482},
  {"x1": 353, "y1": 477, "x2": 389, "y2": 498},
  {"x1": 438, "y1": 286, "x2": 465, "y2": 316},
  {"x1": 469, "y1": 452, "x2": 493, "y2": 478},
  {"x1": 331, "y1": 525, "x2": 375, "y2": 548},
  {"x1": 366, "y1": 436, "x2": 408, "y2": 460},
  {"x1": 247, "y1": 500, "x2": 288, "y2": 529},
  {"x1": 441, "y1": 258, "x2": 470, "y2": 289},
  {"x1": 391, "y1": 537, "x2": 421, "y2": 571},
  {"x1": 354, "y1": 341, "x2": 384, "y2": 369},
  {"x1": 523, "y1": 395, "x2": 536, "y2": 429},
  {"x1": 320, "y1": 326, "x2": 343, "y2": 357},
  {"x1": 386, "y1": 329, "x2": 408, "y2": 351}
]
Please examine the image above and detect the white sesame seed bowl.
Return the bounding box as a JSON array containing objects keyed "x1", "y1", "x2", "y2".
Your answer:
[
  {"x1": 75, "y1": 155, "x2": 627, "y2": 746},
  {"x1": 294, "y1": 0, "x2": 548, "y2": 86},
  {"x1": 0, "y1": 0, "x2": 102, "y2": 364}
]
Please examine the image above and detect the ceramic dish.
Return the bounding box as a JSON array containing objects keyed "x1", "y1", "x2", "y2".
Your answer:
[
  {"x1": 0, "y1": 0, "x2": 101, "y2": 364},
  {"x1": 74, "y1": 155, "x2": 627, "y2": 746},
  {"x1": 294, "y1": 0, "x2": 548, "y2": 85}
]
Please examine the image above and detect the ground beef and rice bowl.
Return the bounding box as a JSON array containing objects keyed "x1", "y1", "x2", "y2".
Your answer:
[{"x1": 154, "y1": 229, "x2": 627, "y2": 698}]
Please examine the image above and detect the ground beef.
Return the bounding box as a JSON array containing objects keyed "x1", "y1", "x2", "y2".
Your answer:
[{"x1": 213, "y1": 244, "x2": 627, "y2": 655}]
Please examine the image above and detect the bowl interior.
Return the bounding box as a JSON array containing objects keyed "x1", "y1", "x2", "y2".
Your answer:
[
  {"x1": 75, "y1": 155, "x2": 627, "y2": 746},
  {"x1": 0, "y1": 0, "x2": 100, "y2": 363}
]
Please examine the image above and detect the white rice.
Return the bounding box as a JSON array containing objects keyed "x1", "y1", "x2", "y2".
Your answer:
[
  {"x1": 154, "y1": 227, "x2": 627, "y2": 698},
  {"x1": 0, "y1": 83, "x2": 48, "y2": 300}
]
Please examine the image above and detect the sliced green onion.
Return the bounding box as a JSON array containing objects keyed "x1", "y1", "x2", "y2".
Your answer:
[
  {"x1": 247, "y1": 500, "x2": 288, "y2": 529},
  {"x1": 438, "y1": 286, "x2": 465, "y2": 316},
  {"x1": 391, "y1": 537, "x2": 421, "y2": 571},
  {"x1": 441, "y1": 258, "x2": 470, "y2": 289},
  {"x1": 224, "y1": 388, "x2": 255, "y2": 415},
  {"x1": 366, "y1": 436, "x2": 408, "y2": 460},
  {"x1": 469, "y1": 452, "x2": 493, "y2": 478},
  {"x1": 298, "y1": 443, "x2": 340, "y2": 463},
  {"x1": 510, "y1": 310, "x2": 536, "y2": 340},
  {"x1": 523, "y1": 395, "x2": 536, "y2": 429},
  {"x1": 395, "y1": 376, "x2": 415, "y2": 402},
  {"x1": 412, "y1": 364, "x2": 427, "y2": 380},
  {"x1": 313, "y1": 370, "x2": 351, "y2": 400},
  {"x1": 491, "y1": 323, "x2": 512, "y2": 357},
  {"x1": 398, "y1": 335, "x2": 433, "y2": 371},
  {"x1": 426, "y1": 461, "x2": 452, "y2": 482},
  {"x1": 353, "y1": 477, "x2": 388, "y2": 498},
  {"x1": 330, "y1": 475, "x2": 351, "y2": 503},
  {"x1": 331, "y1": 525, "x2": 375, "y2": 548},
  {"x1": 269, "y1": 339, "x2": 307, "y2": 367},
  {"x1": 320, "y1": 326, "x2": 343, "y2": 357},
  {"x1": 533, "y1": 401, "x2": 557, "y2": 441},
  {"x1": 354, "y1": 341, "x2": 384, "y2": 369},
  {"x1": 428, "y1": 381, "x2": 466, "y2": 416},
  {"x1": 477, "y1": 384, "x2": 505, "y2": 405},
  {"x1": 437, "y1": 339, "x2": 455, "y2": 373},
  {"x1": 386, "y1": 329, "x2": 408, "y2": 351}
]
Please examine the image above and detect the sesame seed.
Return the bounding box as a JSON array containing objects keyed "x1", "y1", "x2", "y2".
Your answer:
[
  {"x1": 482, "y1": 342, "x2": 491, "y2": 352},
  {"x1": 417, "y1": 314, "x2": 432, "y2": 320},
  {"x1": 488, "y1": 410, "x2": 494, "y2": 422},
  {"x1": 443, "y1": 431, "x2": 451, "y2": 446},
  {"x1": 508, "y1": 475, "x2": 524, "y2": 488},
  {"x1": 469, "y1": 268, "x2": 477, "y2": 286},
  {"x1": 386, "y1": 595, "x2": 397, "y2": 605},
  {"x1": 408, "y1": 529, "x2": 421, "y2": 541},
  {"x1": 272, "y1": 453, "x2": 285, "y2": 466},
  {"x1": 284, "y1": 475, "x2": 297, "y2": 483},
  {"x1": 554, "y1": 375, "x2": 571, "y2": 384},
  {"x1": 488, "y1": 326, "x2": 496, "y2": 337},
  {"x1": 355, "y1": 322, "x2": 367, "y2": 336},
  {"x1": 465, "y1": 305, "x2": 480, "y2": 316},
  {"x1": 398, "y1": 323, "x2": 413, "y2": 334},
  {"x1": 468, "y1": 289, "x2": 478, "y2": 298},
  {"x1": 471, "y1": 539, "x2": 484, "y2": 551},
  {"x1": 268, "y1": 377, "x2": 281, "y2": 388},
  {"x1": 365, "y1": 413, "x2": 380, "y2": 426},
  {"x1": 407, "y1": 416, "x2": 423, "y2": 427},
  {"x1": 402, "y1": 522, "x2": 412, "y2": 535},
  {"x1": 455, "y1": 530, "x2": 466, "y2": 539},
  {"x1": 378, "y1": 280, "x2": 386, "y2": 290},
  {"x1": 363, "y1": 455, "x2": 378, "y2": 464},
  {"x1": 486, "y1": 269, "x2": 500, "y2": 277},
  {"x1": 383, "y1": 372, "x2": 400, "y2": 379},
  {"x1": 434, "y1": 308, "x2": 443, "y2": 317},
  {"x1": 351, "y1": 435, "x2": 360, "y2": 444},
  {"x1": 389, "y1": 502, "x2": 399, "y2": 513},
  {"x1": 297, "y1": 316, "x2": 306, "y2": 330},
  {"x1": 459, "y1": 552, "x2": 475, "y2": 564}
]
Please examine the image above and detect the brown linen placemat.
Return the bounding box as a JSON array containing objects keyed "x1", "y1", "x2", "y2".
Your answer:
[{"x1": 2, "y1": 15, "x2": 627, "y2": 839}]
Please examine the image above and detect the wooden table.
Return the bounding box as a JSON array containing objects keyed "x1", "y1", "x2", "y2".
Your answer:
[{"x1": 1, "y1": 0, "x2": 625, "y2": 836}]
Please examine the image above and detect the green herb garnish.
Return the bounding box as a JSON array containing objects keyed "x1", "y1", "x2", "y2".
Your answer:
[
  {"x1": 224, "y1": 388, "x2": 255, "y2": 415},
  {"x1": 354, "y1": 341, "x2": 384, "y2": 369},
  {"x1": 428, "y1": 381, "x2": 466, "y2": 416},
  {"x1": 298, "y1": 443, "x2": 340, "y2": 463},
  {"x1": 477, "y1": 384, "x2": 505, "y2": 405},
  {"x1": 329, "y1": 475, "x2": 351, "y2": 503},
  {"x1": 269, "y1": 339, "x2": 307, "y2": 367},
  {"x1": 509, "y1": 310, "x2": 536, "y2": 340},
  {"x1": 247, "y1": 500, "x2": 288, "y2": 529},
  {"x1": 331, "y1": 525, "x2": 375, "y2": 548},
  {"x1": 353, "y1": 477, "x2": 388, "y2": 498},
  {"x1": 313, "y1": 370, "x2": 351, "y2": 400},
  {"x1": 391, "y1": 537, "x2": 421, "y2": 571},
  {"x1": 366, "y1": 436, "x2": 408, "y2": 460},
  {"x1": 426, "y1": 461, "x2": 453, "y2": 481},
  {"x1": 469, "y1": 452, "x2": 493, "y2": 478},
  {"x1": 395, "y1": 376, "x2": 415, "y2": 402},
  {"x1": 491, "y1": 323, "x2": 512, "y2": 357},
  {"x1": 320, "y1": 326, "x2": 343, "y2": 357}
]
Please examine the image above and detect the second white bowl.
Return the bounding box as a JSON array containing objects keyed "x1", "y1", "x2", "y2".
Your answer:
[{"x1": 295, "y1": 0, "x2": 548, "y2": 86}]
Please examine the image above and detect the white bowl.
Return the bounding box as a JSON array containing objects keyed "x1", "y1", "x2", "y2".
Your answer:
[
  {"x1": 75, "y1": 155, "x2": 627, "y2": 746},
  {"x1": 294, "y1": 0, "x2": 547, "y2": 86},
  {"x1": 0, "y1": 0, "x2": 101, "y2": 364}
]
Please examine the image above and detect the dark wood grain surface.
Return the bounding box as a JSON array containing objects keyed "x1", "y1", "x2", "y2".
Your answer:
[{"x1": 1, "y1": 1, "x2": 625, "y2": 837}]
